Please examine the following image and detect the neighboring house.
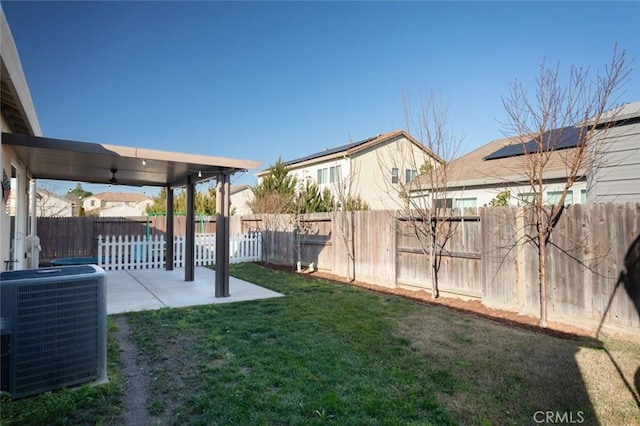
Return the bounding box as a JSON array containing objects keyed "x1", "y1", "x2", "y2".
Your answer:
[
  {"x1": 256, "y1": 130, "x2": 442, "y2": 210},
  {"x1": 36, "y1": 189, "x2": 75, "y2": 217},
  {"x1": 408, "y1": 102, "x2": 640, "y2": 207},
  {"x1": 98, "y1": 200, "x2": 152, "y2": 217},
  {"x1": 230, "y1": 185, "x2": 253, "y2": 216},
  {"x1": 409, "y1": 131, "x2": 589, "y2": 208},
  {"x1": 587, "y1": 101, "x2": 640, "y2": 203},
  {"x1": 1, "y1": 5, "x2": 43, "y2": 270},
  {"x1": 83, "y1": 192, "x2": 153, "y2": 217}
]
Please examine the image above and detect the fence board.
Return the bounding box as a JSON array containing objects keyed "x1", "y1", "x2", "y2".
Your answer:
[{"x1": 354, "y1": 211, "x2": 396, "y2": 287}]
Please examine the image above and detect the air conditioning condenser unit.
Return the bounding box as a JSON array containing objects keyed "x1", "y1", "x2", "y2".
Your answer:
[{"x1": 0, "y1": 265, "x2": 107, "y2": 399}]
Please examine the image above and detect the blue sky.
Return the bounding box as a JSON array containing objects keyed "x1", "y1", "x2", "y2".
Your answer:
[{"x1": 3, "y1": 1, "x2": 639, "y2": 196}]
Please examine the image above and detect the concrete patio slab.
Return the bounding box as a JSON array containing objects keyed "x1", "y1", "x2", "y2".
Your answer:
[{"x1": 106, "y1": 266, "x2": 282, "y2": 315}]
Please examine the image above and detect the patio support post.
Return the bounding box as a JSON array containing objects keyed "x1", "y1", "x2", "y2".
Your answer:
[
  {"x1": 215, "y1": 172, "x2": 230, "y2": 297},
  {"x1": 165, "y1": 185, "x2": 174, "y2": 271},
  {"x1": 185, "y1": 175, "x2": 195, "y2": 281}
]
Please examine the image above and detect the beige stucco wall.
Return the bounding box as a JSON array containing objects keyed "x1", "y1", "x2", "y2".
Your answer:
[
  {"x1": 230, "y1": 188, "x2": 254, "y2": 216},
  {"x1": 36, "y1": 191, "x2": 74, "y2": 217},
  {"x1": 83, "y1": 196, "x2": 103, "y2": 211},
  {"x1": 352, "y1": 135, "x2": 438, "y2": 210},
  {"x1": 1, "y1": 142, "x2": 30, "y2": 270},
  {"x1": 1, "y1": 7, "x2": 42, "y2": 270},
  {"x1": 287, "y1": 157, "x2": 351, "y2": 201},
  {"x1": 99, "y1": 203, "x2": 147, "y2": 217},
  {"x1": 258, "y1": 135, "x2": 437, "y2": 210},
  {"x1": 1, "y1": 124, "x2": 13, "y2": 270}
]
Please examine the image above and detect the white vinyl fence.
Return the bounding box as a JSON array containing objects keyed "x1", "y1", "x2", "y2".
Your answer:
[{"x1": 97, "y1": 232, "x2": 262, "y2": 271}]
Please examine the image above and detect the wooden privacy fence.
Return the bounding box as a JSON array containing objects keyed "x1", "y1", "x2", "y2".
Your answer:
[
  {"x1": 97, "y1": 232, "x2": 262, "y2": 271},
  {"x1": 35, "y1": 207, "x2": 640, "y2": 336},
  {"x1": 238, "y1": 205, "x2": 640, "y2": 337},
  {"x1": 38, "y1": 216, "x2": 219, "y2": 260}
]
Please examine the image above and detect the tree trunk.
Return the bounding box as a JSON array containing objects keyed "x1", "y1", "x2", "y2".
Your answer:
[
  {"x1": 430, "y1": 218, "x2": 438, "y2": 299},
  {"x1": 349, "y1": 210, "x2": 355, "y2": 282},
  {"x1": 538, "y1": 228, "x2": 548, "y2": 328}
]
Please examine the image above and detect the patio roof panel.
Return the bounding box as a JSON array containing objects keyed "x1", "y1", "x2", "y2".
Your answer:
[{"x1": 2, "y1": 132, "x2": 261, "y2": 187}]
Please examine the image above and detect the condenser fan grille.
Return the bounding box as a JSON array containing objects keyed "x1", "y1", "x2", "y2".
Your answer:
[{"x1": 13, "y1": 280, "x2": 100, "y2": 398}]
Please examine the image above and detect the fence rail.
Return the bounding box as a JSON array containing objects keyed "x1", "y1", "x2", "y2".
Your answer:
[{"x1": 97, "y1": 232, "x2": 262, "y2": 271}]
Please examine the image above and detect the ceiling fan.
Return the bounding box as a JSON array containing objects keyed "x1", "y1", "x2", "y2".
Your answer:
[{"x1": 109, "y1": 168, "x2": 118, "y2": 185}]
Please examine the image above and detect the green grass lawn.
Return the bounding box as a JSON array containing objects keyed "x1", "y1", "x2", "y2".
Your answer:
[
  {"x1": 2, "y1": 262, "x2": 639, "y2": 425},
  {"x1": 127, "y1": 264, "x2": 456, "y2": 425}
]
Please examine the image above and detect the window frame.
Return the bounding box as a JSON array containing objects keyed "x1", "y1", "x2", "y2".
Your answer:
[
  {"x1": 330, "y1": 165, "x2": 342, "y2": 183},
  {"x1": 317, "y1": 168, "x2": 328, "y2": 185},
  {"x1": 405, "y1": 169, "x2": 418, "y2": 184},
  {"x1": 546, "y1": 190, "x2": 573, "y2": 206},
  {"x1": 453, "y1": 197, "x2": 477, "y2": 209}
]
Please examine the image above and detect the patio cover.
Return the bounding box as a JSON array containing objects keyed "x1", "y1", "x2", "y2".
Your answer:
[{"x1": 2, "y1": 132, "x2": 261, "y2": 296}]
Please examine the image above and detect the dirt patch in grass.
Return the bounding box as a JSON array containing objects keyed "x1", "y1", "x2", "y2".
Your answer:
[{"x1": 112, "y1": 316, "x2": 154, "y2": 426}]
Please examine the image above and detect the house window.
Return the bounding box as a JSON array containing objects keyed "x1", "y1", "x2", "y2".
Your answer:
[
  {"x1": 405, "y1": 169, "x2": 418, "y2": 183},
  {"x1": 454, "y1": 197, "x2": 477, "y2": 209},
  {"x1": 391, "y1": 168, "x2": 399, "y2": 184},
  {"x1": 517, "y1": 192, "x2": 535, "y2": 206},
  {"x1": 330, "y1": 165, "x2": 342, "y2": 183},
  {"x1": 580, "y1": 189, "x2": 587, "y2": 204},
  {"x1": 547, "y1": 190, "x2": 573, "y2": 206},
  {"x1": 91, "y1": 200, "x2": 95, "y2": 207},
  {"x1": 317, "y1": 168, "x2": 328, "y2": 185},
  {"x1": 434, "y1": 198, "x2": 453, "y2": 209}
]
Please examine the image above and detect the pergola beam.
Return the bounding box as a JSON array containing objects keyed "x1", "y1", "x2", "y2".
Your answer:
[
  {"x1": 215, "y1": 172, "x2": 231, "y2": 297},
  {"x1": 185, "y1": 175, "x2": 195, "y2": 281}
]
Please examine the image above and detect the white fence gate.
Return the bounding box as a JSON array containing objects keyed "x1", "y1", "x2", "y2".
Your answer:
[{"x1": 97, "y1": 232, "x2": 262, "y2": 271}]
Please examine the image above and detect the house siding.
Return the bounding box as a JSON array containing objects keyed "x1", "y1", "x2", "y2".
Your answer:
[
  {"x1": 230, "y1": 187, "x2": 254, "y2": 216},
  {"x1": 36, "y1": 191, "x2": 74, "y2": 217},
  {"x1": 255, "y1": 132, "x2": 440, "y2": 212},
  {"x1": 353, "y1": 136, "x2": 437, "y2": 210},
  {"x1": 424, "y1": 181, "x2": 588, "y2": 207},
  {"x1": 588, "y1": 121, "x2": 640, "y2": 203},
  {"x1": 1, "y1": 8, "x2": 41, "y2": 270},
  {"x1": 288, "y1": 157, "x2": 351, "y2": 199}
]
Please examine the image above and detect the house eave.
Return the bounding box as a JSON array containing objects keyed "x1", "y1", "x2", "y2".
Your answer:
[{"x1": 1, "y1": 6, "x2": 41, "y2": 136}]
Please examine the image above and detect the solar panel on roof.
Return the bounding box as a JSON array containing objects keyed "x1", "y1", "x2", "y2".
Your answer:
[
  {"x1": 282, "y1": 136, "x2": 378, "y2": 166},
  {"x1": 484, "y1": 126, "x2": 581, "y2": 160}
]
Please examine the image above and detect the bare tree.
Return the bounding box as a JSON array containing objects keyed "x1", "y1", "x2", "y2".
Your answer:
[
  {"x1": 379, "y1": 93, "x2": 463, "y2": 298},
  {"x1": 36, "y1": 187, "x2": 73, "y2": 217},
  {"x1": 331, "y1": 157, "x2": 369, "y2": 282},
  {"x1": 502, "y1": 46, "x2": 629, "y2": 327}
]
